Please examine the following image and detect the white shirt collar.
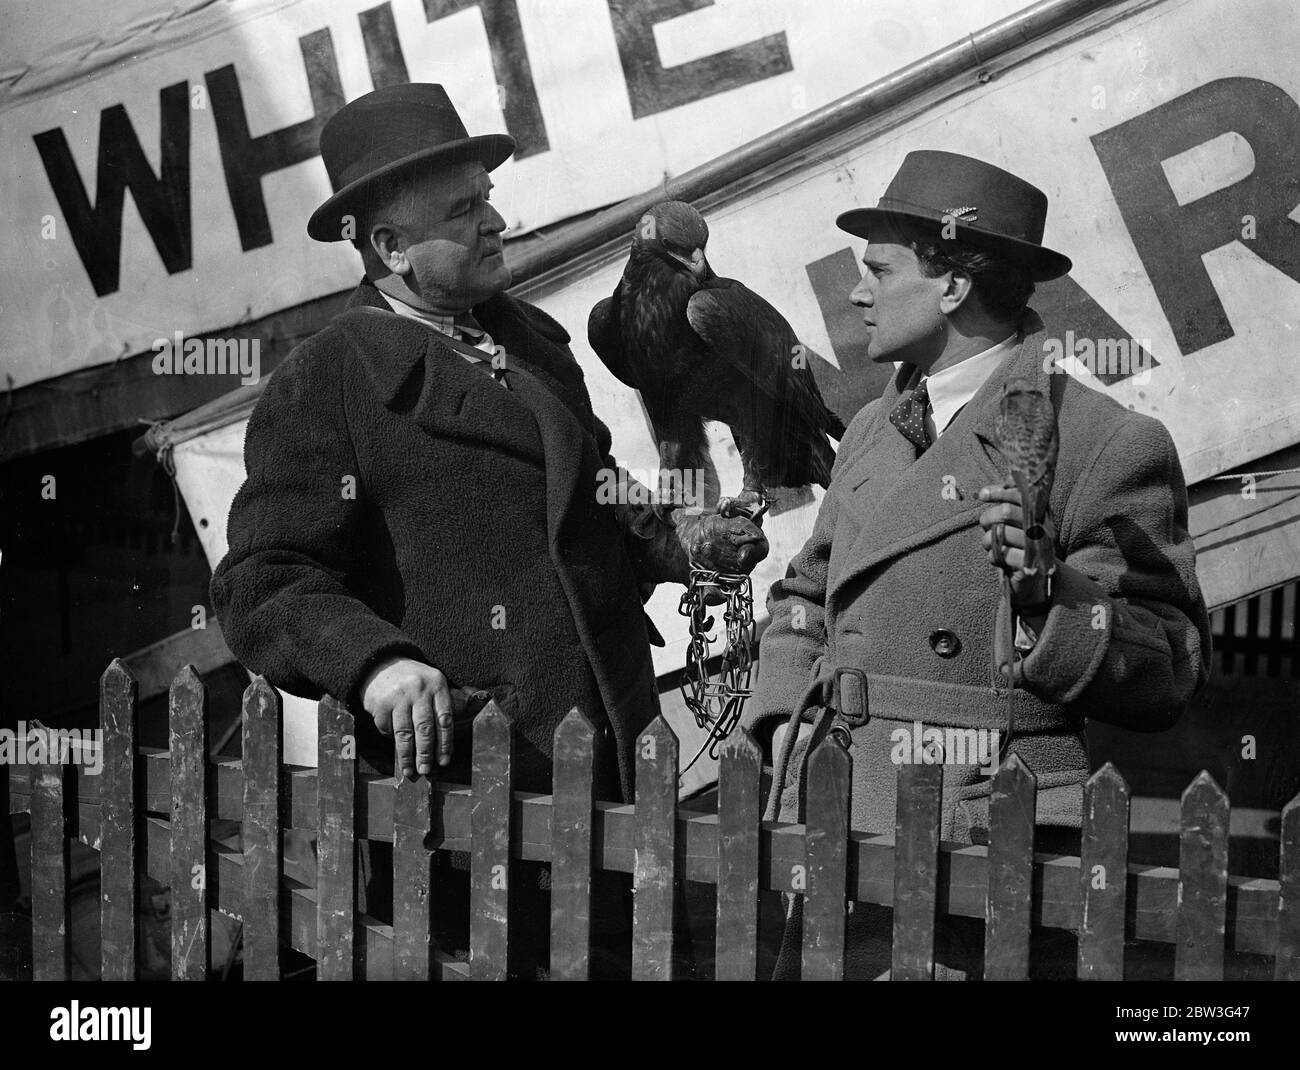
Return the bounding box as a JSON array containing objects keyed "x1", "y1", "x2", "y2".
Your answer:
[
  {"x1": 923, "y1": 333, "x2": 1018, "y2": 437},
  {"x1": 377, "y1": 290, "x2": 498, "y2": 357}
]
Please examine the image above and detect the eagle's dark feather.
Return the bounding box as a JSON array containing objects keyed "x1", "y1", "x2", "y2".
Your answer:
[{"x1": 587, "y1": 200, "x2": 845, "y2": 511}]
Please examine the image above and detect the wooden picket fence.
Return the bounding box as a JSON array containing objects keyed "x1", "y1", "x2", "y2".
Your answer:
[{"x1": 7, "y1": 658, "x2": 1300, "y2": 980}]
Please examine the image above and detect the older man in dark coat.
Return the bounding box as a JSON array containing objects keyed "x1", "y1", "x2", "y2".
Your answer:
[
  {"x1": 746, "y1": 151, "x2": 1212, "y2": 979},
  {"x1": 211, "y1": 83, "x2": 766, "y2": 806}
]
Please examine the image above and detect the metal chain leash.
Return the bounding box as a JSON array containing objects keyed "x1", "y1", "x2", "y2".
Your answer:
[{"x1": 677, "y1": 567, "x2": 757, "y2": 780}]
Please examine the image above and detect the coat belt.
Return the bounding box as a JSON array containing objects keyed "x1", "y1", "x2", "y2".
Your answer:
[{"x1": 799, "y1": 665, "x2": 1082, "y2": 734}]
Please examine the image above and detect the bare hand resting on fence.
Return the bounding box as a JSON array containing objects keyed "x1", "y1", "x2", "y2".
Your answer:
[{"x1": 360, "y1": 656, "x2": 454, "y2": 777}]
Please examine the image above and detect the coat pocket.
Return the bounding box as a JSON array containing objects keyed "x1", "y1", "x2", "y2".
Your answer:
[
  {"x1": 951, "y1": 768, "x2": 1087, "y2": 846},
  {"x1": 952, "y1": 777, "x2": 995, "y2": 845}
]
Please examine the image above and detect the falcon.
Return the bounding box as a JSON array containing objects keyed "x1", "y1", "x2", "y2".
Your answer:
[
  {"x1": 994, "y1": 378, "x2": 1059, "y2": 585},
  {"x1": 588, "y1": 200, "x2": 845, "y2": 519}
]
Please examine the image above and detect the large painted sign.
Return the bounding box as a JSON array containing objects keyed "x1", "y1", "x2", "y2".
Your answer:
[{"x1": 1, "y1": 0, "x2": 1028, "y2": 391}]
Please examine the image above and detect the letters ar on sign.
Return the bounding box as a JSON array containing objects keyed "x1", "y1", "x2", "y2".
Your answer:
[{"x1": 801, "y1": 76, "x2": 1300, "y2": 417}]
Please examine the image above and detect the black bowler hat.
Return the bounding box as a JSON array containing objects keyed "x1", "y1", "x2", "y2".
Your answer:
[
  {"x1": 307, "y1": 83, "x2": 515, "y2": 242},
  {"x1": 836, "y1": 150, "x2": 1072, "y2": 281}
]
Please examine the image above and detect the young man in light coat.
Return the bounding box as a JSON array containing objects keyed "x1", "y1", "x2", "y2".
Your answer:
[{"x1": 745, "y1": 150, "x2": 1211, "y2": 979}]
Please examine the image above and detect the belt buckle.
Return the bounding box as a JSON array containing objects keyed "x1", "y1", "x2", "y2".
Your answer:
[{"x1": 834, "y1": 667, "x2": 870, "y2": 728}]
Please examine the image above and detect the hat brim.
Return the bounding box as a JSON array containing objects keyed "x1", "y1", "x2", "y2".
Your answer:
[
  {"x1": 836, "y1": 206, "x2": 1072, "y2": 282},
  {"x1": 307, "y1": 132, "x2": 516, "y2": 242}
]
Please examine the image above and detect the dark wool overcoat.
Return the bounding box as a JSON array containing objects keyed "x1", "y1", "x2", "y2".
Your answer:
[
  {"x1": 744, "y1": 310, "x2": 1212, "y2": 844},
  {"x1": 212, "y1": 278, "x2": 675, "y2": 800}
]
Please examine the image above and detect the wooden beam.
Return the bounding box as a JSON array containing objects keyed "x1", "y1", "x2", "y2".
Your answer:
[{"x1": 1188, "y1": 442, "x2": 1300, "y2": 611}]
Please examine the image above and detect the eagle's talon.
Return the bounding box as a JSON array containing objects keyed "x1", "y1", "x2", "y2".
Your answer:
[{"x1": 718, "y1": 489, "x2": 768, "y2": 521}]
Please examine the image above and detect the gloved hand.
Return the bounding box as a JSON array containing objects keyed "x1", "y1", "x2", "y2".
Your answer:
[{"x1": 671, "y1": 506, "x2": 769, "y2": 575}]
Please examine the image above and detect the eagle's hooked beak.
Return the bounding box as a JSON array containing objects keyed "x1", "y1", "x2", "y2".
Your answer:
[{"x1": 679, "y1": 248, "x2": 708, "y2": 277}]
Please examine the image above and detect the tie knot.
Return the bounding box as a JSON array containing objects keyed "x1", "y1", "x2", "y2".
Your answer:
[{"x1": 454, "y1": 315, "x2": 487, "y2": 345}]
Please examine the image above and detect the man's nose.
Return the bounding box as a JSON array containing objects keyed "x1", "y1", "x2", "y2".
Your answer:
[
  {"x1": 481, "y1": 204, "x2": 507, "y2": 236},
  {"x1": 849, "y1": 278, "x2": 873, "y2": 307}
]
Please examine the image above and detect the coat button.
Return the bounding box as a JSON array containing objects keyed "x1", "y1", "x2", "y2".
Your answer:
[{"x1": 929, "y1": 629, "x2": 961, "y2": 658}]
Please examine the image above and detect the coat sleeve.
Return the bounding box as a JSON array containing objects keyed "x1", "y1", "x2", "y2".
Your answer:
[
  {"x1": 587, "y1": 412, "x2": 692, "y2": 587},
  {"x1": 743, "y1": 492, "x2": 838, "y2": 749},
  {"x1": 210, "y1": 345, "x2": 425, "y2": 706},
  {"x1": 1011, "y1": 414, "x2": 1212, "y2": 729},
  {"x1": 741, "y1": 408, "x2": 869, "y2": 746}
]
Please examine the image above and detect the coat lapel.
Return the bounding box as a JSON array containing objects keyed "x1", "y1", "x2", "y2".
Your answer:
[
  {"x1": 828, "y1": 312, "x2": 1055, "y2": 608},
  {"x1": 332, "y1": 279, "x2": 597, "y2": 562},
  {"x1": 833, "y1": 367, "x2": 915, "y2": 525},
  {"x1": 335, "y1": 304, "x2": 549, "y2": 464}
]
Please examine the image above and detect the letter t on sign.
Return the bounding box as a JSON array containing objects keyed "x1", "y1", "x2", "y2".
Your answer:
[
  {"x1": 423, "y1": 0, "x2": 550, "y2": 158},
  {"x1": 607, "y1": 0, "x2": 792, "y2": 120}
]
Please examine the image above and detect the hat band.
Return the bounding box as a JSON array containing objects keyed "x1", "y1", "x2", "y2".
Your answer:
[{"x1": 874, "y1": 195, "x2": 1040, "y2": 244}]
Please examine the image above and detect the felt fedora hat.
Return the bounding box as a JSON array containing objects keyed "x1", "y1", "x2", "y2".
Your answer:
[
  {"x1": 307, "y1": 82, "x2": 515, "y2": 242},
  {"x1": 836, "y1": 150, "x2": 1072, "y2": 281}
]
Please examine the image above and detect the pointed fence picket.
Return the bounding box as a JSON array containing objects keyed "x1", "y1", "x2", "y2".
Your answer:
[
  {"x1": 891, "y1": 761, "x2": 942, "y2": 981},
  {"x1": 550, "y1": 708, "x2": 596, "y2": 981},
  {"x1": 392, "y1": 771, "x2": 435, "y2": 982},
  {"x1": 714, "y1": 730, "x2": 762, "y2": 981},
  {"x1": 29, "y1": 760, "x2": 69, "y2": 982},
  {"x1": 632, "y1": 716, "x2": 678, "y2": 981},
  {"x1": 801, "y1": 736, "x2": 852, "y2": 981},
  {"x1": 1077, "y1": 763, "x2": 1129, "y2": 981},
  {"x1": 1176, "y1": 772, "x2": 1230, "y2": 981},
  {"x1": 984, "y1": 755, "x2": 1036, "y2": 980},
  {"x1": 99, "y1": 660, "x2": 138, "y2": 981},
  {"x1": 1278, "y1": 798, "x2": 1300, "y2": 981},
  {"x1": 315, "y1": 696, "x2": 356, "y2": 981},
  {"x1": 168, "y1": 667, "x2": 208, "y2": 981},
  {"x1": 241, "y1": 678, "x2": 281, "y2": 980},
  {"x1": 469, "y1": 704, "x2": 513, "y2": 981},
  {"x1": 5, "y1": 660, "x2": 1299, "y2": 981}
]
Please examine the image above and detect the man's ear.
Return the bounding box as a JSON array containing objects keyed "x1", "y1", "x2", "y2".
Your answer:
[
  {"x1": 370, "y1": 223, "x2": 410, "y2": 276},
  {"x1": 939, "y1": 270, "x2": 975, "y2": 316}
]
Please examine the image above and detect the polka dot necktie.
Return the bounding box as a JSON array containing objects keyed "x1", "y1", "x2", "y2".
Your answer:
[{"x1": 889, "y1": 378, "x2": 932, "y2": 453}]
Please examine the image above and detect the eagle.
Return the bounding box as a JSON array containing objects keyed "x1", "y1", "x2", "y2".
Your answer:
[{"x1": 588, "y1": 200, "x2": 845, "y2": 520}]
